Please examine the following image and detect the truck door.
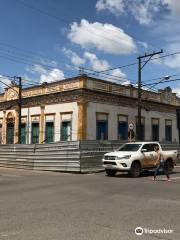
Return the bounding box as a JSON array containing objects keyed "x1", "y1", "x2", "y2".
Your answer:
[
  {"x1": 141, "y1": 144, "x2": 154, "y2": 168},
  {"x1": 150, "y1": 143, "x2": 160, "y2": 167}
]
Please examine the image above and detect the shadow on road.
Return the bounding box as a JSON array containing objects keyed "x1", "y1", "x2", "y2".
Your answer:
[{"x1": 105, "y1": 170, "x2": 180, "y2": 178}]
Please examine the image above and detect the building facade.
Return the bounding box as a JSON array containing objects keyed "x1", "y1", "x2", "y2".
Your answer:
[{"x1": 0, "y1": 75, "x2": 179, "y2": 144}]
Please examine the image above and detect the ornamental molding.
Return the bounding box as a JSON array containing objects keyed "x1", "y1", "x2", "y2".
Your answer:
[{"x1": 0, "y1": 88, "x2": 177, "y2": 114}]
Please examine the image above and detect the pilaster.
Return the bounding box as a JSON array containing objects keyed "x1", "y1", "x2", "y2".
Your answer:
[
  {"x1": 14, "y1": 110, "x2": 19, "y2": 144},
  {"x1": 40, "y1": 106, "x2": 45, "y2": 143},
  {"x1": 2, "y1": 110, "x2": 6, "y2": 144},
  {"x1": 77, "y1": 101, "x2": 87, "y2": 140}
]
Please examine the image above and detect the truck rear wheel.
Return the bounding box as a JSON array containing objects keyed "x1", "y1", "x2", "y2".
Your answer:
[
  {"x1": 130, "y1": 162, "x2": 141, "y2": 178},
  {"x1": 105, "y1": 169, "x2": 117, "y2": 176}
]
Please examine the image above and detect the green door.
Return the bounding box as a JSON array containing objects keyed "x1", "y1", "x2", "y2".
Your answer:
[
  {"x1": 45, "y1": 122, "x2": 54, "y2": 143},
  {"x1": 21, "y1": 123, "x2": 26, "y2": 144},
  {"x1": 31, "y1": 123, "x2": 39, "y2": 144},
  {"x1": 61, "y1": 121, "x2": 71, "y2": 141},
  {"x1": 7, "y1": 122, "x2": 14, "y2": 144}
]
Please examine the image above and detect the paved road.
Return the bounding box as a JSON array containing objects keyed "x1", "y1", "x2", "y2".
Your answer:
[{"x1": 0, "y1": 167, "x2": 180, "y2": 240}]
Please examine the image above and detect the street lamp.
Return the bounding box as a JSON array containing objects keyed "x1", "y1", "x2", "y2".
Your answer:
[{"x1": 164, "y1": 75, "x2": 170, "y2": 80}]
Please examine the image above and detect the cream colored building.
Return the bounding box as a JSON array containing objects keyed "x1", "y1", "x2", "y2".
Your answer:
[{"x1": 0, "y1": 75, "x2": 179, "y2": 144}]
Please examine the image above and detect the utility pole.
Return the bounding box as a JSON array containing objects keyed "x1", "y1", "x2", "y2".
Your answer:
[
  {"x1": 137, "y1": 50, "x2": 163, "y2": 140},
  {"x1": 16, "y1": 77, "x2": 22, "y2": 144}
]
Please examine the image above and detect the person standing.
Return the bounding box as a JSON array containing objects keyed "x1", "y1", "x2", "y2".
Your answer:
[{"x1": 153, "y1": 146, "x2": 171, "y2": 181}]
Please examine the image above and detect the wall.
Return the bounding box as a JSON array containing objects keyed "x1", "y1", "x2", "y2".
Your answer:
[
  {"x1": 0, "y1": 102, "x2": 78, "y2": 144},
  {"x1": 44, "y1": 102, "x2": 78, "y2": 141},
  {"x1": 0, "y1": 141, "x2": 179, "y2": 173},
  {"x1": 0, "y1": 142, "x2": 80, "y2": 172},
  {"x1": 87, "y1": 102, "x2": 178, "y2": 141}
]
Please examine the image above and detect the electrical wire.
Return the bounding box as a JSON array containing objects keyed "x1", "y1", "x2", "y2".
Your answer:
[
  {"x1": 0, "y1": 45, "x2": 135, "y2": 82},
  {"x1": 142, "y1": 73, "x2": 180, "y2": 84},
  {"x1": 101, "y1": 50, "x2": 180, "y2": 73},
  {"x1": 16, "y1": 0, "x2": 134, "y2": 47},
  {"x1": 143, "y1": 78, "x2": 180, "y2": 87},
  {"x1": 5, "y1": 1, "x2": 180, "y2": 80},
  {"x1": 0, "y1": 53, "x2": 135, "y2": 84}
]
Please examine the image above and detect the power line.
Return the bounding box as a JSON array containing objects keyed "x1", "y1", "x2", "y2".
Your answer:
[
  {"x1": 0, "y1": 42, "x2": 131, "y2": 82},
  {"x1": 2, "y1": 49, "x2": 180, "y2": 90},
  {"x1": 84, "y1": 69, "x2": 135, "y2": 82},
  {"x1": 0, "y1": 76, "x2": 19, "y2": 94},
  {"x1": 0, "y1": 44, "x2": 135, "y2": 82},
  {"x1": 0, "y1": 50, "x2": 68, "y2": 71},
  {"x1": 143, "y1": 73, "x2": 180, "y2": 84},
  {"x1": 16, "y1": 0, "x2": 134, "y2": 47},
  {"x1": 152, "y1": 51, "x2": 180, "y2": 61},
  {"x1": 5, "y1": 1, "x2": 180, "y2": 80},
  {"x1": 86, "y1": 72, "x2": 133, "y2": 85},
  {"x1": 17, "y1": 0, "x2": 162, "y2": 59},
  {"x1": 136, "y1": 50, "x2": 163, "y2": 141},
  {"x1": 0, "y1": 54, "x2": 78, "y2": 80},
  {"x1": 0, "y1": 73, "x2": 41, "y2": 90},
  {"x1": 98, "y1": 62, "x2": 138, "y2": 73},
  {"x1": 0, "y1": 43, "x2": 77, "y2": 72},
  {"x1": 101, "y1": 50, "x2": 180, "y2": 73},
  {"x1": 143, "y1": 78, "x2": 180, "y2": 87},
  {"x1": 0, "y1": 74, "x2": 14, "y2": 80}
]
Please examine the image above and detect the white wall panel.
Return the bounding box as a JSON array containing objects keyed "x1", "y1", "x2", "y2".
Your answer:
[{"x1": 87, "y1": 102, "x2": 178, "y2": 141}]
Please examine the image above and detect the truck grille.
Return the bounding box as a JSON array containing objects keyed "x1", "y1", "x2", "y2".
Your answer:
[
  {"x1": 104, "y1": 161, "x2": 117, "y2": 165},
  {"x1": 104, "y1": 156, "x2": 116, "y2": 160}
]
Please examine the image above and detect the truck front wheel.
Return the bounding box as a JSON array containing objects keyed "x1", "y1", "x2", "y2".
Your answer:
[
  {"x1": 129, "y1": 161, "x2": 141, "y2": 178},
  {"x1": 105, "y1": 169, "x2": 117, "y2": 176}
]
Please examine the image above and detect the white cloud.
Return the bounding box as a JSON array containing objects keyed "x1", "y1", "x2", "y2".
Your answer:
[
  {"x1": 172, "y1": 84, "x2": 180, "y2": 97},
  {"x1": 68, "y1": 19, "x2": 136, "y2": 55},
  {"x1": 84, "y1": 51, "x2": 110, "y2": 71},
  {"x1": 63, "y1": 48, "x2": 85, "y2": 66},
  {"x1": 39, "y1": 58, "x2": 58, "y2": 68},
  {"x1": 138, "y1": 41, "x2": 148, "y2": 49},
  {"x1": 163, "y1": 42, "x2": 180, "y2": 68},
  {"x1": 96, "y1": 0, "x2": 124, "y2": 15},
  {"x1": 96, "y1": 0, "x2": 180, "y2": 25},
  {"x1": 40, "y1": 68, "x2": 65, "y2": 84},
  {"x1": 164, "y1": 54, "x2": 180, "y2": 69},
  {"x1": 27, "y1": 64, "x2": 65, "y2": 83},
  {"x1": 151, "y1": 54, "x2": 163, "y2": 65},
  {"x1": 111, "y1": 68, "x2": 126, "y2": 79},
  {"x1": 32, "y1": 64, "x2": 47, "y2": 75},
  {"x1": 130, "y1": 1, "x2": 160, "y2": 25},
  {"x1": 110, "y1": 69, "x2": 130, "y2": 85}
]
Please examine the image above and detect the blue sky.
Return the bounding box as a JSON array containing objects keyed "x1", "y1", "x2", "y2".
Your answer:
[{"x1": 0, "y1": 0, "x2": 180, "y2": 94}]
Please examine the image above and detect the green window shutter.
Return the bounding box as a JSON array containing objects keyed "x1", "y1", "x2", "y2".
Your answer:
[
  {"x1": 45, "y1": 122, "x2": 54, "y2": 143},
  {"x1": 7, "y1": 122, "x2": 14, "y2": 144},
  {"x1": 31, "y1": 123, "x2": 39, "y2": 144},
  {"x1": 20, "y1": 123, "x2": 26, "y2": 144},
  {"x1": 61, "y1": 121, "x2": 71, "y2": 141}
]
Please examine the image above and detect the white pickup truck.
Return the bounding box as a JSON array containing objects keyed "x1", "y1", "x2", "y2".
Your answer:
[{"x1": 102, "y1": 142, "x2": 178, "y2": 177}]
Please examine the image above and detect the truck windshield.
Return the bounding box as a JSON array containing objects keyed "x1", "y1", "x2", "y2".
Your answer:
[{"x1": 118, "y1": 144, "x2": 142, "y2": 151}]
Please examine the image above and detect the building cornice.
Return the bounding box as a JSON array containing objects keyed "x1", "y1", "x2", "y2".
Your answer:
[
  {"x1": 0, "y1": 88, "x2": 177, "y2": 114},
  {"x1": 0, "y1": 75, "x2": 179, "y2": 106}
]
